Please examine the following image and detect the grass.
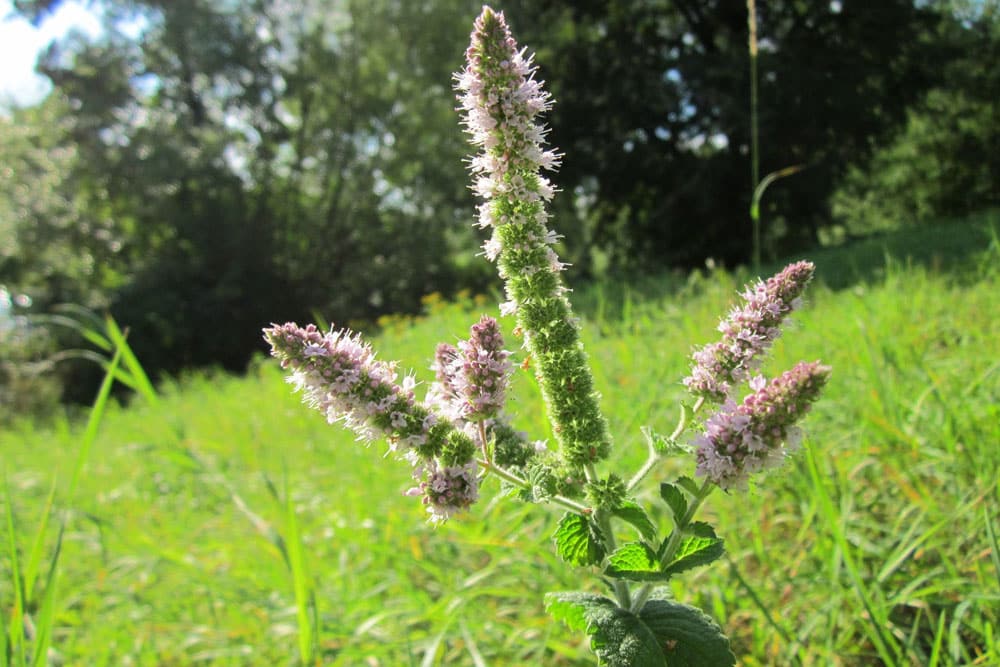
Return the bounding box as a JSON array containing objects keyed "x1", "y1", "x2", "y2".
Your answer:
[{"x1": 2, "y1": 213, "x2": 999, "y2": 665}]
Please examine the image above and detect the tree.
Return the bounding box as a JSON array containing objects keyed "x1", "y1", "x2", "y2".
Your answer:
[
  {"x1": 502, "y1": 0, "x2": 950, "y2": 271},
  {"x1": 832, "y1": 2, "x2": 1000, "y2": 233},
  {"x1": 8, "y1": 0, "x2": 483, "y2": 385}
]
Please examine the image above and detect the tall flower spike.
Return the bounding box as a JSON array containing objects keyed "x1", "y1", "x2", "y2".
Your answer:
[
  {"x1": 694, "y1": 360, "x2": 831, "y2": 491},
  {"x1": 456, "y1": 6, "x2": 611, "y2": 468},
  {"x1": 684, "y1": 260, "x2": 815, "y2": 402},
  {"x1": 264, "y1": 322, "x2": 479, "y2": 521}
]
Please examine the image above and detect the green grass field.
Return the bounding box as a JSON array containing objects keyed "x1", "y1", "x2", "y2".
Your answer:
[{"x1": 3, "y1": 213, "x2": 999, "y2": 666}]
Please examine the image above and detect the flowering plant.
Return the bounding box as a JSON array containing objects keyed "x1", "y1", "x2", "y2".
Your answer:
[{"x1": 265, "y1": 6, "x2": 829, "y2": 665}]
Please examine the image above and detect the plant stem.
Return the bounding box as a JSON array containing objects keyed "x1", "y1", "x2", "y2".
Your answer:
[
  {"x1": 581, "y1": 462, "x2": 633, "y2": 608},
  {"x1": 626, "y1": 397, "x2": 705, "y2": 492},
  {"x1": 478, "y1": 421, "x2": 490, "y2": 463},
  {"x1": 476, "y1": 458, "x2": 591, "y2": 515},
  {"x1": 748, "y1": 0, "x2": 761, "y2": 271},
  {"x1": 628, "y1": 479, "x2": 715, "y2": 614}
]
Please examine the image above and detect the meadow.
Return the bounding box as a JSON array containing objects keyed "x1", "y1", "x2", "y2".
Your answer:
[{"x1": 3, "y1": 212, "x2": 999, "y2": 666}]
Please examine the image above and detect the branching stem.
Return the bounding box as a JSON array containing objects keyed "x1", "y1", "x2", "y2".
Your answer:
[
  {"x1": 627, "y1": 397, "x2": 705, "y2": 492},
  {"x1": 629, "y1": 478, "x2": 715, "y2": 614},
  {"x1": 476, "y1": 458, "x2": 591, "y2": 516}
]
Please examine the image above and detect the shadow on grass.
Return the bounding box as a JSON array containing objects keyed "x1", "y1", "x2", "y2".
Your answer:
[
  {"x1": 572, "y1": 209, "x2": 998, "y2": 323},
  {"x1": 794, "y1": 208, "x2": 998, "y2": 289}
]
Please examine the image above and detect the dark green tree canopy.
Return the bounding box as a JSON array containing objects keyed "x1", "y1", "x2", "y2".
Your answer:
[
  {"x1": 2, "y1": 0, "x2": 994, "y2": 397},
  {"x1": 502, "y1": 0, "x2": 952, "y2": 270}
]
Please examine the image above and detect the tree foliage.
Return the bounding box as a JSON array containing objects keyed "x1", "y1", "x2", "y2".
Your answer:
[
  {"x1": 6, "y1": 0, "x2": 483, "y2": 384},
  {"x1": 501, "y1": 0, "x2": 955, "y2": 271},
  {"x1": 833, "y1": 1, "x2": 1000, "y2": 234},
  {"x1": 1, "y1": 0, "x2": 996, "y2": 399}
]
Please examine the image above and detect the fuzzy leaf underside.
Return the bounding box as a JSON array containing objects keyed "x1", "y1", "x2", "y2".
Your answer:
[
  {"x1": 612, "y1": 501, "x2": 658, "y2": 542},
  {"x1": 554, "y1": 512, "x2": 605, "y2": 567},
  {"x1": 638, "y1": 599, "x2": 736, "y2": 666},
  {"x1": 545, "y1": 592, "x2": 666, "y2": 666}
]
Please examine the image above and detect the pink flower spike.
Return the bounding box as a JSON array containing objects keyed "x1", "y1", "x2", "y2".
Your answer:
[
  {"x1": 684, "y1": 261, "x2": 816, "y2": 402},
  {"x1": 695, "y1": 360, "x2": 831, "y2": 491},
  {"x1": 264, "y1": 322, "x2": 483, "y2": 522}
]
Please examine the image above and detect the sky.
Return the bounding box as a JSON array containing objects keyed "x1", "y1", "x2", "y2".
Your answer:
[{"x1": 0, "y1": 0, "x2": 102, "y2": 110}]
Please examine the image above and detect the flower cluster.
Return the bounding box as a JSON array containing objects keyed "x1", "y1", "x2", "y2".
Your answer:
[
  {"x1": 694, "y1": 361, "x2": 831, "y2": 490},
  {"x1": 427, "y1": 315, "x2": 511, "y2": 424},
  {"x1": 684, "y1": 261, "x2": 815, "y2": 402},
  {"x1": 456, "y1": 6, "x2": 611, "y2": 469},
  {"x1": 406, "y1": 460, "x2": 480, "y2": 522},
  {"x1": 264, "y1": 322, "x2": 479, "y2": 522}
]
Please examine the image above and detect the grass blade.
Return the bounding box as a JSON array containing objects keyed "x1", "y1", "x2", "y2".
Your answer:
[
  {"x1": 283, "y1": 470, "x2": 316, "y2": 665},
  {"x1": 725, "y1": 555, "x2": 800, "y2": 662},
  {"x1": 4, "y1": 478, "x2": 27, "y2": 667},
  {"x1": 103, "y1": 315, "x2": 159, "y2": 407},
  {"x1": 804, "y1": 446, "x2": 903, "y2": 664},
  {"x1": 21, "y1": 479, "x2": 57, "y2": 603},
  {"x1": 28, "y1": 523, "x2": 63, "y2": 667},
  {"x1": 985, "y1": 506, "x2": 1000, "y2": 592},
  {"x1": 66, "y1": 339, "x2": 124, "y2": 501}
]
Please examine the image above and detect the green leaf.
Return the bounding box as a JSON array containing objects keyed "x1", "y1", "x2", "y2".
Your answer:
[
  {"x1": 641, "y1": 426, "x2": 688, "y2": 456},
  {"x1": 30, "y1": 522, "x2": 64, "y2": 667},
  {"x1": 612, "y1": 501, "x2": 658, "y2": 542},
  {"x1": 662, "y1": 525, "x2": 725, "y2": 577},
  {"x1": 675, "y1": 476, "x2": 701, "y2": 498},
  {"x1": 659, "y1": 483, "x2": 688, "y2": 526},
  {"x1": 554, "y1": 513, "x2": 605, "y2": 567},
  {"x1": 545, "y1": 592, "x2": 666, "y2": 666},
  {"x1": 605, "y1": 542, "x2": 672, "y2": 582},
  {"x1": 4, "y1": 476, "x2": 26, "y2": 666},
  {"x1": 638, "y1": 599, "x2": 736, "y2": 666},
  {"x1": 685, "y1": 521, "x2": 717, "y2": 538},
  {"x1": 104, "y1": 315, "x2": 159, "y2": 407},
  {"x1": 23, "y1": 478, "x2": 58, "y2": 602},
  {"x1": 68, "y1": 339, "x2": 124, "y2": 502}
]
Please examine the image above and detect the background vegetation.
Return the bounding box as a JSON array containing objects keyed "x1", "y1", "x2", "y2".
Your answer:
[
  {"x1": 3, "y1": 217, "x2": 999, "y2": 665},
  {"x1": 1, "y1": 0, "x2": 997, "y2": 411},
  {"x1": 2, "y1": 0, "x2": 998, "y2": 664}
]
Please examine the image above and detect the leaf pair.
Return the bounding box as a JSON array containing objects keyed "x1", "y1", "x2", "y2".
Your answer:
[
  {"x1": 604, "y1": 523, "x2": 724, "y2": 582},
  {"x1": 545, "y1": 592, "x2": 735, "y2": 666}
]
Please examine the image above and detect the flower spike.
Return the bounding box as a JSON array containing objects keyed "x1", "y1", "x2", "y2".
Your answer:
[{"x1": 456, "y1": 6, "x2": 611, "y2": 469}]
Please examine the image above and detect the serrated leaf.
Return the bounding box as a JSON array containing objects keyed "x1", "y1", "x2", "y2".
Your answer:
[
  {"x1": 638, "y1": 599, "x2": 736, "y2": 666},
  {"x1": 675, "y1": 475, "x2": 701, "y2": 497},
  {"x1": 554, "y1": 513, "x2": 605, "y2": 567},
  {"x1": 642, "y1": 426, "x2": 687, "y2": 456},
  {"x1": 545, "y1": 592, "x2": 666, "y2": 667},
  {"x1": 659, "y1": 483, "x2": 688, "y2": 526},
  {"x1": 612, "y1": 501, "x2": 658, "y2": 542},
  {"x1": 685, "y1": 521, "x2": 717, "y2": 538},
  {"x1": 605, "y1": 542, "x2": 672, "y2": 582},
  {"x1": 607, "y1": 541, "x2": 658, "y2": 572},
  {"x1": 662, "y1": 528, "x2": 725, "y2": 577}
]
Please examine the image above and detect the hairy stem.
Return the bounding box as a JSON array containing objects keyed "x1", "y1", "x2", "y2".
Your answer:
[
  {"x1": 584, "y1": 462, "x2": 632, "y2": 608},
  {"x1": 477, "y1": 459, "x2": 591, "y2": 516},
  {"x1": 629, "y1": 478, "x2": 715, "y2": 614},
  {"x1": 627, "y1": 397, "x2": 705, "y2": 492}
]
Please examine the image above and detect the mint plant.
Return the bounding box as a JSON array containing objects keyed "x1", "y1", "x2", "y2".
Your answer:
[{"x1": 265, "y1": 6, "x2": 830, "y2": 665}]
